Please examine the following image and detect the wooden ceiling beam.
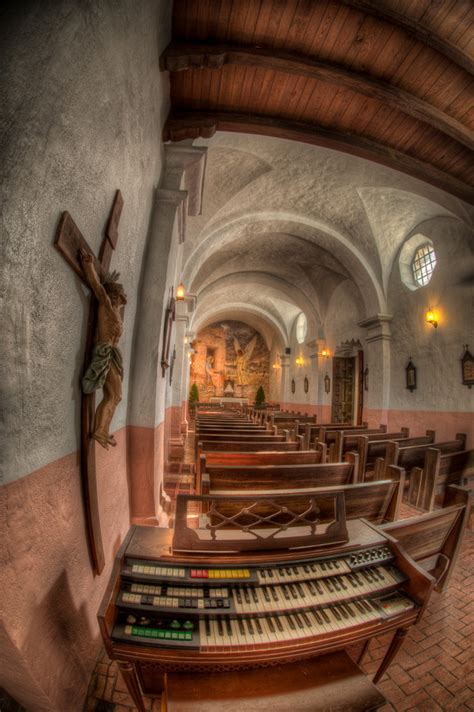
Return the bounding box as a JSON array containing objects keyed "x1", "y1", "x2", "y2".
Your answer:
[
  {"x1": 338, "y1": 0, "x2": 473, "y2": 75},
  {"x1": 161, "y1": 44, "x2": 473, "y2": 151},
  {"x1": 163, "y1": 111, "x2": 474, "y2": 204}
]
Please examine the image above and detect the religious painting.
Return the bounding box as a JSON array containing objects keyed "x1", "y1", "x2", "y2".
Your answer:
[{"x1": 190, "y1": 320, "x2": 269, "y2": 402}]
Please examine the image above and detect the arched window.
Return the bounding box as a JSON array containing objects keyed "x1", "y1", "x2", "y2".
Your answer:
[
  {"x1": 412, "y1": 243, "x2": 437, "y2": 287},
  {"x1": 295, "y1": 313, "x2": 307, "y2": 344},
  {"x1": 399, "y1": 235, "x2": 437, "y2": 291}
]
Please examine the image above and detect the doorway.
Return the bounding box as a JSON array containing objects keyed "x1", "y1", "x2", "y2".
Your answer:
[{"x1": 331, "y1": 342, "x2": 364, "y2": 424}]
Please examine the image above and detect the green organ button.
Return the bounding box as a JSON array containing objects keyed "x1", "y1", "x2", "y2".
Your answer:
[
  {"x1": 183, "y1": 621, "x2": 194, "y2": 630},
  {"x1": 170, "y1": 620, "x2": 181, "y2": 629}
]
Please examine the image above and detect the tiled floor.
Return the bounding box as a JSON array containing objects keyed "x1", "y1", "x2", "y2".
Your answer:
[{"x1": 85, "y1": 433, "x2": 473, "y2": 711}]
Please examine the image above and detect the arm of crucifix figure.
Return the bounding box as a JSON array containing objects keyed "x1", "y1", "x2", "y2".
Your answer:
[{"x1": 80, "y1": 248, "x2": 109, "y2": 304}]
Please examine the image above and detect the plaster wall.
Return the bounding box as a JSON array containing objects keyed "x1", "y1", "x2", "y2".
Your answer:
[
  {"x1": 0, "y1": 2, "x2": 171, "y2": 709},
  {"x1": 386, "y1": 218, "x2": 474, "y2": 443},
  {"x1": 0, "y1": 0, "x2": 170, "y2": 485}
]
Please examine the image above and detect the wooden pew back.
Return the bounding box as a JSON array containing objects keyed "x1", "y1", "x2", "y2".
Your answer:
[
  {"x1": 202, "y1": 455, "x2": 358, "y2": 495},
  {"x1": 409, "y1": 447, "x2": 474, "y2": 510},
  {"x1": 197, "y1": 447, "x2": 327, "y2": 491},
  {"x1": 207, "y1": 466, "x2": 404, "y2": 525},
  {"x1": 383, "y1": 434, "x2": 467, "y2": 479},
  {"x1": 379, "y1": 485, "x2": 471, "y2": 592}
]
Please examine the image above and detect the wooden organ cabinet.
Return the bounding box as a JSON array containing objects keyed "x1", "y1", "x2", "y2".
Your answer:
[{"x1": 98, "y1": 491, "x2": 434, "y2": 711}]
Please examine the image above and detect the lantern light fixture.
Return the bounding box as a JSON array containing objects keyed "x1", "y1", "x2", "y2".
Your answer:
[
  {"x1": 426, "y1": 308, "x2": 438, "y2": 328},
  {"x1": 176, "y1": 283, "x2": 186, "y2": 300},
  {"x1": 295, "y1": 356, "x2": 304, "y2": 367}
]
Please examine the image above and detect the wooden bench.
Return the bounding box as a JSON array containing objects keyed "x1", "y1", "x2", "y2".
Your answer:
[
  {"x1": 359, "y1": 431, "x2": 435, "y2": 479},
  {"x1": 298, "y1": 422, "x2": 369, "y2": 449},
  {"x1": 208, "y1": 466, "x2": 405, "y2": 525},
  {"x1": 379, "y1": 485, "x2": 471, "y2": 592},
  {"x1": 196, "y1": 447, "x2": 327, "y2": 493},
  {"x1": 408, "y1": 448, "x2": 474, "y2": 510},
  {"x1": 162, "y1": 651, "x2": 386, "y2": 711},
  {"x1": 380, "y1": 434, "x2": 467, "y2": 482},
  {"x1": 201, "y1": 455, "x2": 359, "y2": 495},
  {"x1": 331, "y1": 428, "x2": 410, "y2": 469}
]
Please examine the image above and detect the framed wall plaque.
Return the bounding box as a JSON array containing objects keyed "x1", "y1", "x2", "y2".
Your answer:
[
  {"x1": 304, "y1": 375, "x2": 309, "y2": 393},
  {"x1": 406, "y1": 358, "x2": 416, "y2": 392},
  {"x1": 161, "y1": 295, "x2": 176, "y2": 377},
  {"x1": 461, "y1": 345, "x2": 474, "y2": 388}
]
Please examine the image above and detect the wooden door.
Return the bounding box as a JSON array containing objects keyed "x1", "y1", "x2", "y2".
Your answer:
[{"x1": 332, "y1": 357, "x2": 355, "y2": 423}]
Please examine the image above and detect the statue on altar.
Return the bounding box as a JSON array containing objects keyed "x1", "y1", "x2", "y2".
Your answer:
[
  {"x1": 80, "y1": 248, "x2": 127, "y2": 449},
  {"x1": 233, "y1": 335, "x2": 257, "y2": 386}
]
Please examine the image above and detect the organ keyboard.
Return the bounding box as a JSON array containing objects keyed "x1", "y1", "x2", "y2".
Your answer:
[{"x1": 98, "y1": 519, "x2": 434, "y2": 711}]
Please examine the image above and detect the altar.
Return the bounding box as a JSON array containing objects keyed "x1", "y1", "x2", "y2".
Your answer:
[{"x1": 209, "y1": 396, "x2": 249, "y2": 406}]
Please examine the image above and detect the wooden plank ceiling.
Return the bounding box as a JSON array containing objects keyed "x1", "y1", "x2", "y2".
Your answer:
[{"x1": 162, "y1": 0, "x2": 474, "y2": 203}]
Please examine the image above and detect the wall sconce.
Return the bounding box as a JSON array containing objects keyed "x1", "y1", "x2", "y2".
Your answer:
[
  {"x1": 320, "y1": 348, "x2": 330, "y2": 358},
  {"x1": 176, "y1": 282, "x2": 186, "y2": 300},
  {"x1": 295, "y1": 356, "x2": 304, "y2": 367},
  {"x1": 324, "y1": 373, "x2": 331, "y2": 393},
  {"x1": 272, "y1": 361, "x2": 281, "y2": 370},
  {"x1": 184, "y1": 336, "x2": 188, "y2": 344},
  {"x1": 426, "y1": 307, "x2": 438, "y2": 328}
]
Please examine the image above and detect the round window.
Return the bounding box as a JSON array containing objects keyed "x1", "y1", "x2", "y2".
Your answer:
[{"x1": 412, "y1": 243, "x2": 437, "y2": 287}]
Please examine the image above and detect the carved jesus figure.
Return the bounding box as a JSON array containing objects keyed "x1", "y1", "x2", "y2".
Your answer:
[{"x1": 80, "y1": 248, "x2": 127, "y2": 449}]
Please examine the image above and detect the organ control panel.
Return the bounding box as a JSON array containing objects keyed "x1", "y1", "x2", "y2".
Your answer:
[{"x1": 98, "y1": 520, "x2": 434, "y2": 710}]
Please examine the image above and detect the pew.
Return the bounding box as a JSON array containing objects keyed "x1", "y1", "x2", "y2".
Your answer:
[
  {"x1": 408, "y1": 448, "x2": 474, "y2": 510},
  {"x1": 204, "y1": 466, "x2": 405, "y2": 525},
  {"x1": 331, "y1": 428, "x2": 410, "y2": 470},
  {"x1": 358, "y1": 431, "x2": 435, "y2": 479},
  {"x1": 196, "y1": 447, "x2": 327, "y2": 493},
  {"x1": 379, "y1": 485, "x2": 471, "y2": 592},
  {"x1": 299, "y1": 422, "x2": 369, "y2": 450},
  {"x1": 201, "y1": 454, "x2": 359, "y2": 495},
  {"x1": 379, "y1": 433, "x2": 467, "y2": 481}
]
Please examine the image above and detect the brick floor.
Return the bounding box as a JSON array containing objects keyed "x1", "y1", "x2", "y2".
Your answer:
[{"x1": 85, "y1": 435, "x2": 474, "y2": 711}]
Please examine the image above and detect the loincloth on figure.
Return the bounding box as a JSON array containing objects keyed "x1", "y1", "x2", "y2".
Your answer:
[{"x1": 82, "y1": 342, "x2": 124, "y2": 394}]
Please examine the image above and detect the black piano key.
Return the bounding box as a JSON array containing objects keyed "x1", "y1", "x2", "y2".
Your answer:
[
  {"x1": 268, "y1": 569, "x2": 274, "y2": 579},
  {"x1": 332, "y1": 606, "x2": 342, "y2": 621},
  {"x1": 285, "y1": 567, "x2": 292, "y2": 575},
  {"x1": 275, "y1": 616, "x2": 284, "y2": 632},
  {"x1": 205, "y1": 618, "x2": 211, "y2": 636},
  {"x1": 332, "y1": 579, "x2": 341, "y2": 592},
  {"x1": 325, "y1": 579, "x2": 334, "y2": 593},
  {"x1": 293, "y1": 613, "x2": 304, "y2": 629},
  {"x1": 354, "y1": 600, "x2": 366, "y2": 614},
  {"x1": 362, "y1": 569, "x2": 374, "y2": 583},
  {"x1": 314, "y1": 581, "x2": 324, "y2": 595},
  {"x1": 260, "y1": 569, "x2": 266, "y2": 579},
  {"x1": 295, "y1": 582, "x2": 305, "y2": 597},
  {"x1": 267, "y1": 616, "x2": 276, "y2": 632},
  {"x1": 217, "y1": 618, "x2": 224, "y2": 636},
  {"x1": 348, "y1": 574, "x2": 358, "y2": 587},
  {"x1": 288, "y1": 584, "x2": 298, "y2": 599},
  {"x1": 235, "y1": 587, "x2": 243, "y2": 604},
  {"x1": 263, "y1": 588, "x2": 270, "y2": 602},
  {"x1": 243, "y1": 588, "x2": 251, "y2": 604},
  {"x1": 321, "y1": 609, "x2": 331, "y2": 624},
  {"x1": 321, "y1": 562, "x2": 327, "y2": 571},
  {"x1": 247, "y1": 618, "x2": 255, "y2": 635},
  {"x1": 255, "y1": 618, "x2": 263, "y2": 634},
  {"x1": 251, "y1": 588, "x2": 258, "y2": 603},
  {"x1": 361, "y1": 600, "x2": 372, "y2": 612},
  {"x1": 339, "y1": 578, "x2": 348, "y2": 590},
  {"x1": 303, "y1": 565, "x2": 310, "y2": 573},
  {"x1": 344, "y1": 602, "x2": 356, "y2": 617},
  {"x1": 292, "y1": 567, "x2": 298, "y2": 575},
  {"x1": 287, "y1": 614, "x2": 296, "y2": 630},
  {"x1": 338, "y1": 604, "x2": 349, "y2": 619},
  {"x1": 301, "y1": 611, "x2": 312, "y2": 627},
  {"x1": 271, "y1": 588, "x2": 278, "y2": 601},
  {"x1": 225, "y1": 618, "x2": 233, "y2": 635},
  {"x1": 238, "y1": 618, "x2": 245, "y2": 635},
  {"x1": 334, "y1": 560, "x2": 340, "y2": 569},
  {"x1": 327, "y1": 561, "x2": 334, "y2": 570},
  {"x1": 313, "y1": 609, "x2": 323, "y2": 624},
  {"x1": 307, "y1": 581, "x2": 316, "y2": 594},
  {"x1": 282, "y1": 586, "x2": 290, "y2": 601}
]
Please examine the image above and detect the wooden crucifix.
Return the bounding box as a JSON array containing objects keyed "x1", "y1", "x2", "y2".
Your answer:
[{"x1": 54, "y1": 190, "x2": 124, "y2": 575}]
